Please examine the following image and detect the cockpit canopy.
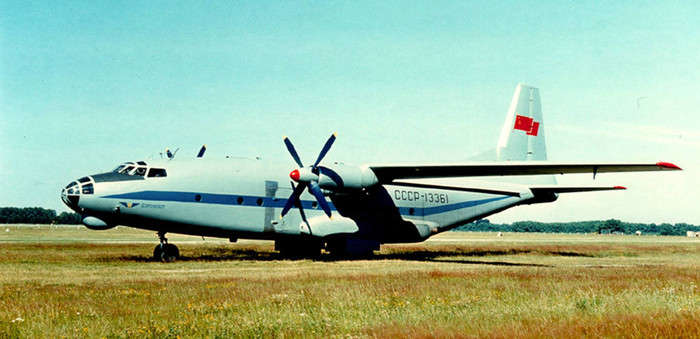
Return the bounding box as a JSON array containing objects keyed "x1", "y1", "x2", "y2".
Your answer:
[
  {"x1": 112, "y1": 161, "x2": 167, "y2": 178},
  {"x1": 64, "y1": 176, "x2": 93, "y2": 195},
  {"x1": 63, "y1": 161, "x2": 167, "y2": 200}
]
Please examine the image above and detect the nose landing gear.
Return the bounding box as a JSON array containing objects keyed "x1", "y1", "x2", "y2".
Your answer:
[{"x1": 153, "y1": 231, "x2": 179, "y2": 262}]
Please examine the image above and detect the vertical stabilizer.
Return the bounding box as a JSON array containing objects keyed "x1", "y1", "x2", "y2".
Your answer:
[{"x1": 496, "y1": 84, "x2": 547, "y2": 161}]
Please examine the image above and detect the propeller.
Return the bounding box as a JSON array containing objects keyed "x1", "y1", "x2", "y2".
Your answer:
[
  {"x1": 163, "y1": 145, "x2": 205, "y2": 159},
  {"x1": 280, "y1": 133, "x2": 337, "y2": 219},
  {"x1": 166, "y1": 147, "x2": 179, "y2": 159},
  {"x1": 197, "y1": 145, "x2": 207, "y2": 158}
]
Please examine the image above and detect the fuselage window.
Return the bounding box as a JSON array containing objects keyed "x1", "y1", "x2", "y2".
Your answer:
[
  {"x1": 134, "y1": 167, "x2": 147, "y2": 176},
  {"x1": 147, "y1": 168, "x2": 167, "y2": 177},
  {"x1": 67, "y1": 185, "x2": 79, "y2": 195},
  {"x1": 82, "y1": 183, "x2": 94, "y2": 195}
]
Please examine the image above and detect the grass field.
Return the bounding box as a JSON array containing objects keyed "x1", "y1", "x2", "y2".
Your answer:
[{"x1": 1, "y1": 225, "x2": 699, "y2": 338}]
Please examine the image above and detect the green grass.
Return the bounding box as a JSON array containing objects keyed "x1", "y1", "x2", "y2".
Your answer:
[{"x1": 1, "y1": 226, "x2": 699, "y2": 338}]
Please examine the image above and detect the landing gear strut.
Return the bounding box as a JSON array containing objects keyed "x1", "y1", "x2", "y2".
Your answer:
[{"x1": 153, "y1": 231, "x2": 179, "y2": 262}]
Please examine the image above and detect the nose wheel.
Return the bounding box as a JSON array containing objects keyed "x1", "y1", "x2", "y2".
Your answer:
[{"x1": 153, "y1": 231, "x2": 179, "y2": 262}]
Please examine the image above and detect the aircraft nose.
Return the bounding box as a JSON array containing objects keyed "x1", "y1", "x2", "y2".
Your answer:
[
  {"x1": 61, "y1": 185, "x2": 80, "y2": 212},
  {"x1": 61, "y1": 177, "x2": 93, "y2": 212}
]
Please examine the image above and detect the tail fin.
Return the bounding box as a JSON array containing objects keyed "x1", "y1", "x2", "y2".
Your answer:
[{"x1": 496, "y1": 84, "x2": 547, "y2": 161}]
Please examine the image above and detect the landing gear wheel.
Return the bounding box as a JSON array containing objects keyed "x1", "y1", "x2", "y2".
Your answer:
[
  {"x1": 154, "y1": 231, "x2": 179, "y2": 262},
  {"x1": 153, "y1": 243, "x2": 179, "y2": 262},
  {"x1": 153, "y1": 245, "x2": 163, "y2": 260}
]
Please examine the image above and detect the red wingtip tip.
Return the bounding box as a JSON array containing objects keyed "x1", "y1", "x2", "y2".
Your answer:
[
  {"x1": 656, "y1": 162, "x2": 682, "y2": 170},
  {"x1": 289, "y1": 169, "x2": 300, "y2": 182},
  {"x1": 614, "y1": 186, "x2": 627, "y2": 190}
]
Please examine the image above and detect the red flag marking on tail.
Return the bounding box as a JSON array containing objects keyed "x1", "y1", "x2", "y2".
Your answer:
[
  {"x1": 527, "y1": 121, "x2": 539, "y2": 136},
  {"x1": 514, "y1": 115, "x2": 533, "y2": 131},
  {"x1": 514, "y1": 114, "x2": 539, "y2": 136}
]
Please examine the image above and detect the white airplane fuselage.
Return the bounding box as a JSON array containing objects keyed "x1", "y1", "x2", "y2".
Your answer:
[
  {"x1": 63, "y1": 157, "x2": 536, "y2": 246},
  {"x1": 61, "y1": 84, "x2": 680, "y2": 258}
]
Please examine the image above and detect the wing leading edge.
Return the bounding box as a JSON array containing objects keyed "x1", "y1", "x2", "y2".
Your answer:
[{"x1": 369, "y1": 161, "x2": 681, "y2": 183}]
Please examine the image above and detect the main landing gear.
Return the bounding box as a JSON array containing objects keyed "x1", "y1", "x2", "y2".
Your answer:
[{"x1": 153, "y1": 231, "x2": 179, "y2": 262}]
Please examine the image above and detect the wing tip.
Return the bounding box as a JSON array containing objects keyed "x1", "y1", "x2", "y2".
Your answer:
[
  {"x1": 656, "y1": 162, "x2": 682, "y2": 170},
  {"x1": 613, "y1": 186, "x2": 627, "y2": 190}
]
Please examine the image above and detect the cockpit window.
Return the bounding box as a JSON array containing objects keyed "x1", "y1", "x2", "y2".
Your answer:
[
  {"x1": 121, "y1": 166, "x2": 135, "y2": 174},
  {"x1": 109, "y1": 162, "x2": 162, "y2": 178},
  {"x1": 81, "y1": 183, "x2": 94, "y2": 194},
  {"x1": 67, "y1": 185, "x2": 79, "y2": 194},
  {"x1": 147, "y1": 168, "x2": 167, "y2": 177}
]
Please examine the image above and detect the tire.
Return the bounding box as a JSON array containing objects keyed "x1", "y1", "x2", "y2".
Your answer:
[
  {"x1": 154, "y1": 243, "x2": 179, "y2": 262},
  {"x1": 153, "y1": 245, "x2": 163, "y2": 261}
]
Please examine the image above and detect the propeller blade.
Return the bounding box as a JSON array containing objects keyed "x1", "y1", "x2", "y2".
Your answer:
[
  {"x1": 197, "y1": 145, "x2": 207, "y2": 158},
  {"x1": 167, "y1": 147, "x2": 180, "y2": 159},
  {"x1": 308, "y1": 181, "x2": 332, "y2": 218},
  {"x1": 283, "y1": 136, "x2": 304, "y2": 168},
  {"x1": 318, "y1": 166, "x2": 345, "y2": 188},
  {"x1": 280, "y1": 182, "x2": 307, "y2": 218},
  {"x1": 313, "y1": 133, "x2": 337, "y2": 167}
]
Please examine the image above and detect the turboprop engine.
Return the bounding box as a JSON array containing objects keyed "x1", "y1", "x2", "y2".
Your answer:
[
  {"x1": 294, "y1": 163, "x2": 378, "y2": 191},
  {"x1": 280, "y1": 133, "x2": 379, "y2": 219}
]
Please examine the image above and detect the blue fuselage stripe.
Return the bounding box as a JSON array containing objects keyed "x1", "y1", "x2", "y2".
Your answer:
[
  {"x1": 103, "y1": 191, "x2": 513, "y2": 217},
  {"x1": 397, "y1": 196, "x2": 511, "y2": 217}
]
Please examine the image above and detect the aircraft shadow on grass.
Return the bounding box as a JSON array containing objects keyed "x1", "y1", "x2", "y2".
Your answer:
[{"x1": 110, "y1": 248, "x2": 594, "y2": 267}]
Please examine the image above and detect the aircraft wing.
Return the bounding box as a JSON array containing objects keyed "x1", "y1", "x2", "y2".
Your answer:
[{"x1": 369, "y1": 161, "x2": 681, "y2": 183}]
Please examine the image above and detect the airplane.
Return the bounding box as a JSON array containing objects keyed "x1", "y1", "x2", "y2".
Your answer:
[{"x1": 60, "y1": 84, "x2": 682, "y2": 261}]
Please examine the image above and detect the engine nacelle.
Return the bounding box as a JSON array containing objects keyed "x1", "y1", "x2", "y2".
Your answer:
[
  {"x1": 317, "y1": 163, "x2": 378, "y2": 190},
  {"x1": 82, "y1": 216, "x2": 116, "y2": 230}
]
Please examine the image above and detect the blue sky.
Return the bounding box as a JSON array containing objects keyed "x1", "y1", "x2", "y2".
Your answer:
[{"x1": 1, "y1": 1, "x2": 698, "y2": 224}]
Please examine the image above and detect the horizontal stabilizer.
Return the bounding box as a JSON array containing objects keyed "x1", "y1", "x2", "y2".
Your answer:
[{"x1": 530, "y1": 186, "x2": 627, "y2": 195}]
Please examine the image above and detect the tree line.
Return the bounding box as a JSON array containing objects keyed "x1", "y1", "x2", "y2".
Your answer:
[
  {"x1": 0, "y1": 207, "x2": 81, "y2": 225},
  {"x1": 453, "y1": 219, "x2": 700, "y2": 236}
]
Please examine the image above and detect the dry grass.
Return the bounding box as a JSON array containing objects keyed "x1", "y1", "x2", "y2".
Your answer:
[{"x1": 1, "y1": 226, "x2": 699, "y2": 338}]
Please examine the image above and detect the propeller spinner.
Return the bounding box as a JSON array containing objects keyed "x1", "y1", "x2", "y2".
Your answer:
[{"x1": 280, "y1": 133, "x2": 337, "y2": 219}]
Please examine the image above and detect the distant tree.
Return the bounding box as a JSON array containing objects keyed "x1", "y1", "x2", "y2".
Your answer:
[
  {"x1": 0, "y1": 207, "x2": 81, "y2": 224},
  {"x1": 0, "y1": 207, "x2": 55, "y2": 224},
  {"x1": 55, "y1": 212, "x2": 82, "y2": 224},
  {"x1": 658, "y1": 223, "x2": 683, "y2": 236},
  {"x1": 597, "y1": 219, "x2": 622, "y2": 234}
]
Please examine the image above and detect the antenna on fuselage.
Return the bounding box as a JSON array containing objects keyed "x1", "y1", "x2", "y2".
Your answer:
[{"x1": 166, "y1": 147, "x2": 179, "y2": 160}]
